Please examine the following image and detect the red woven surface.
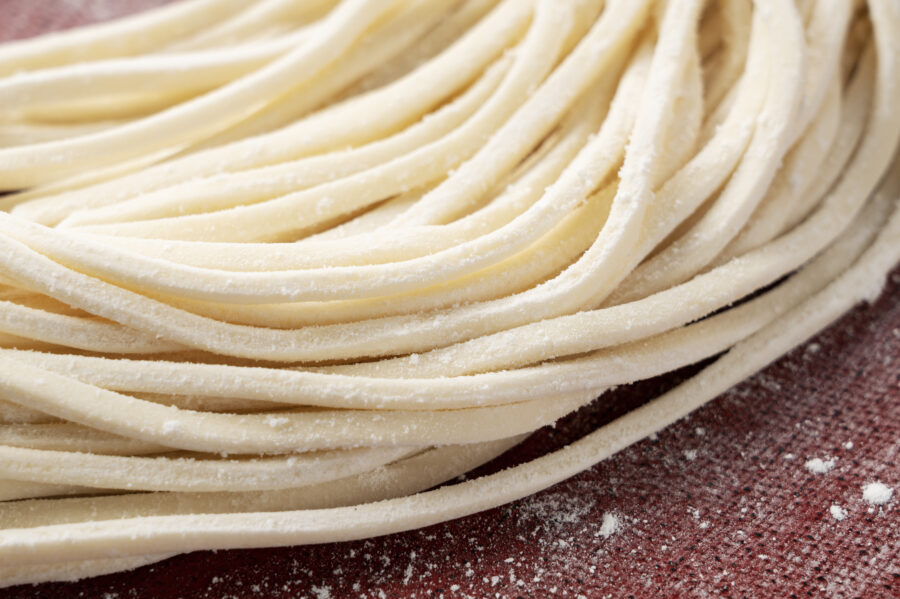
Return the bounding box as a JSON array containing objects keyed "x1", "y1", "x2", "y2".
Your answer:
[{"x1": 1, "y1": 2, "x2": 898, "y2": 597}]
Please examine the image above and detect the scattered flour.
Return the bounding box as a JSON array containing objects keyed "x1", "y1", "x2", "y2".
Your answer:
[
  {"x1": 683, "y1": 449, "x2": 698, "y2": 461},
  {"x1": 161, "y1": 420, "x2": 181, "y2": 435},
  {"x1": 311, "y1": 585, "x2": 331, "y2": 599},
  {"x1": 829, "y1": 504, "x2": 848, "y2": 521},
  {"x1": 264, "y1": 415, "x2": 289, "y2": 428},
  {"x1": 862, "y1": 482, "x2": 893, "y2": 505},
  {"x1": 518, "y1": 489, "x2": 594, "y2": 530},
  {"x1": 804, "y1": 456, "x2": 836, "y2": 474}
]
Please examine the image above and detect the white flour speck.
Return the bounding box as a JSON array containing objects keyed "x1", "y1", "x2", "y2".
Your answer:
[
  {"x1": 804, "y1": 456, "x2": 836, "y2": 474},
  {"x1": 862, "y1": 482, "x2": 893, "y2": 505},
  {"x1": 829, "y1": 504, "x2": 848, "y2": 521},
  {"x1": 597, "y1": 512, "x2": 620, "y2": 539}
]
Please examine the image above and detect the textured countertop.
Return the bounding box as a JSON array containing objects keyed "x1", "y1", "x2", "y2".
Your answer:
[{"x1": 1, "y1": 2, "x2": 897, "y2": 597}]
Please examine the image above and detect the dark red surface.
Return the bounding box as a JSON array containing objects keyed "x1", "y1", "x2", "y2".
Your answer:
[{"x1": 1, "y1": 3, "x2": 898, "y2": 597}]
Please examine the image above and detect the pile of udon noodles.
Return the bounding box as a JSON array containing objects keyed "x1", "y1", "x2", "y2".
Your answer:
[{"x1": 0, "y1": 0, "x2": 897, "y2": 587}]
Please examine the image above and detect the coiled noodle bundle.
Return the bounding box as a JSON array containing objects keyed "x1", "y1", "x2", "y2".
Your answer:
[{"x1": 0, "y1": 0, "x2": 897, "y2": 586}]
